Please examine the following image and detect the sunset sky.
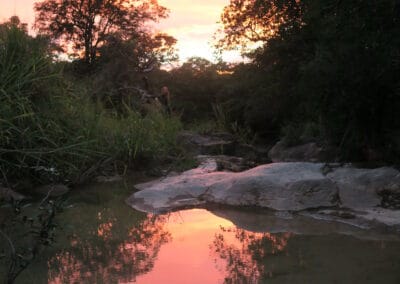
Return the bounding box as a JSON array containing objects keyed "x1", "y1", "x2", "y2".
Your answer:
[{"x1": 0, "y1": 0, "x2": 241, "y2": 62}]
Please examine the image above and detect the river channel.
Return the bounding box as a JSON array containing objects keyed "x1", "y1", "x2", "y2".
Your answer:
[{"x1": 8, "y1": 181, "x2": 400, "y2": 283}]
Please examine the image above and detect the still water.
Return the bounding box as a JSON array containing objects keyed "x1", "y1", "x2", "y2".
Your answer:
[{"x1": 10, "y1": 182, "x2": 400, "y2": 283}]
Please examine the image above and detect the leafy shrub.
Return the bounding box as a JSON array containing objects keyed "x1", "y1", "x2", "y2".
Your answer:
[{"x1": 0, "y1": 24, "x2": 181, "y2": 186}]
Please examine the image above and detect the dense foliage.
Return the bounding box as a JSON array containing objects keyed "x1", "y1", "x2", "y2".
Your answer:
[
  {"x1": 154, "y1": 0, "x2": 400, "y2": 162},
  {"x1": 213, "y1": 0, "x2": 400, "y2": 161},
  {"x1": 0, "y1": 19, "x2": 181, "y2": 188}
]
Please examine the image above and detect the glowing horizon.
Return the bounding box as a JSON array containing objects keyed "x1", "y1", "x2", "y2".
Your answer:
[{"x1": 0, "y1": 0, "x2": 243, "y2": 63}]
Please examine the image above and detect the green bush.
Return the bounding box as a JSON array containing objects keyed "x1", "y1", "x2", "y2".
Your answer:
[{"x1": 0, "y1": 24, "x2": 182, "y2": 187}]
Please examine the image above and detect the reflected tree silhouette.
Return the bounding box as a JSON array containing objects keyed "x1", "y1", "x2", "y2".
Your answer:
[
  {"x1": 211, "y1": 226, "x2": 291, "y2": 283},
  {"x1": 47, "y1": 213, "x2": 171, "y2": 283}
]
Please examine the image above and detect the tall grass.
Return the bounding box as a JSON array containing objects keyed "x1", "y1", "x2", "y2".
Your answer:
[{"x1": 0, "y1": 24, "x2": 181, "y2": 187}]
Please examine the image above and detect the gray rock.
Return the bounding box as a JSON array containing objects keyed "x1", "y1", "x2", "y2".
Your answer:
[
  {"x1": 177, "y1": 131, "x2": 236, "y2": 155},
  {"x1": 127, "y1": 159, "x2": 228, "y2": 213},
  {"x1": 196, "y1": 155, "x2": 256, "y2": 172},
  {"x1": 303, "y1": 208, "x2": 400, "y2": 232},
  {"x1": 268, "y1": 141, "x2": 324, "y2": 162},
  {"x1": 127, "y1": 162, "x2": 338, "y2": 212},
  {"x1": 203, "y1": 163, "x2": 338, "y2": 210},
  {"x1": 327, "y1": 167, "x2": 400, "y2": 209},
  {"x1": 126, "y1": 160, "x2": 400, "y2": 229},
  {"x1": 210, "y1": 208, "x2": 400, "y2": 240}
]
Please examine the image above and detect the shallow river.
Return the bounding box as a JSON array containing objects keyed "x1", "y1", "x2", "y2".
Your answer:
[{"x1": 10, "y1": 181, "x2": 400, "y2": 283}]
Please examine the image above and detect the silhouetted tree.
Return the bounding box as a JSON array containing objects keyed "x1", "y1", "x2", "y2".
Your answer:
[
  {"x1": 34, "y1": 0, "x2": 168, "y2": 65},
  {"x1": 217, "y1": 0, "x2": 303, "y2": 51}
]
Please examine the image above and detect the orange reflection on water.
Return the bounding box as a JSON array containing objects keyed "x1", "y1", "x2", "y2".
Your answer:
[
  {"x1": 47, "y1": 209, "x2": 291, "y2": 283},
  {"x1": 134, "y1": 209, "x2": 234, "y2": 284},
  {"x1": 97, "y1": 221, "x2": 114, "y2": 238},
  {"x1": 136, "y1": 209, "x2": 291, "y2": 284}
]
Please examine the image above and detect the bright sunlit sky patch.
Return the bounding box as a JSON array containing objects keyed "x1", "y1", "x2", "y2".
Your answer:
[{"x1": 0, "y1": 0, "x2": 243, "y2": 63}]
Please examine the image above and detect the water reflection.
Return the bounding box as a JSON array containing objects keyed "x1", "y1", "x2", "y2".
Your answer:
[
  {"x1": 208, "y1": 214, "x2": 400, "y2": 284},
  {"x1": 47, "y1": 215, "x2": 170, "y2": 283},
  {"x1": 134, "y1": 209, "x2": 233, "y2": 284},
  {"x1": 211, "y1": 228, "x2": 291, "y2": 283},
  {"x1": 13, "y1": 183, "x2": 400, "y2": 283}
]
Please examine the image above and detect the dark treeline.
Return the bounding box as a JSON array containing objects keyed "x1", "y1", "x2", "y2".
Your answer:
[{"x1": 166, "y1": 0, "x2": 400, "y2": 162}]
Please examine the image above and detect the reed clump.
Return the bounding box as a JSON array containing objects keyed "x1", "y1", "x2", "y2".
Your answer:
[{"x1": 0, "y1": 24, "x2": 181, "y2": 187}]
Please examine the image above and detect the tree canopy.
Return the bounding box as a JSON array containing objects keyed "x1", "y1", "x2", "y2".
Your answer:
[
  {"x1": 34, "y1": 0, "x2": 168, "y2": 65},
  {"x1": 213, "y1": 0, "x2": 400, "y2": 161},
  {"x1": 217, "y1": 0, "x2": 303, "y2": 51}
]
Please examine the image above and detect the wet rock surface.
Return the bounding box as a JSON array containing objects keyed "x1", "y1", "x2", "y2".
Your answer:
[{"x1": 210, "y1": 207, "x2": 400, "y2": 240}]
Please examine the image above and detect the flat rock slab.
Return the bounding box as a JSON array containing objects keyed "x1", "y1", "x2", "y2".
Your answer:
[
  {"x1": 202, "y1": 163, "x2": 338, "y2": 210},
  {"x1": 127, "y1": 162, "x2": 339, "y2": 213},
  {"x1": 126, "y1": 161, "x2": 400, "y2": 230},
  {"x1": 303, "y1": 208, "x2": 400, "y2": 232},
  {"x1": 210, "y1": 208, "x2": 400, "y2": 240},
  {"x1": 128, "y1": 158, "x2": 228, "y2": 212}
]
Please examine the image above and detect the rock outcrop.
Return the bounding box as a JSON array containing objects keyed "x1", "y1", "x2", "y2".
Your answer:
[
  {"x1": 126, "y1": 161, "x2": 400, "y2": 230},
  {"x1": 202, "y1": 163, "x2": 338, "y2": 211},
  {"x1": 210, "y1": 208, "x2": 400, "y2": 240},
  {"x1": 268, "y1": 141, "x2": 335, "y2": 162},
  {"x1": 268, "y1": 141, "x2": 322, "y2": 163},
  {"x1": 327, "y1": 167, "x2": 400, "y2": 210},
  {"x1": 196, "y1": 155, "x2": 256, "y2": 172},
  {"x1": 177, "y1": 131, "x2": 270, "y2": 163}
]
